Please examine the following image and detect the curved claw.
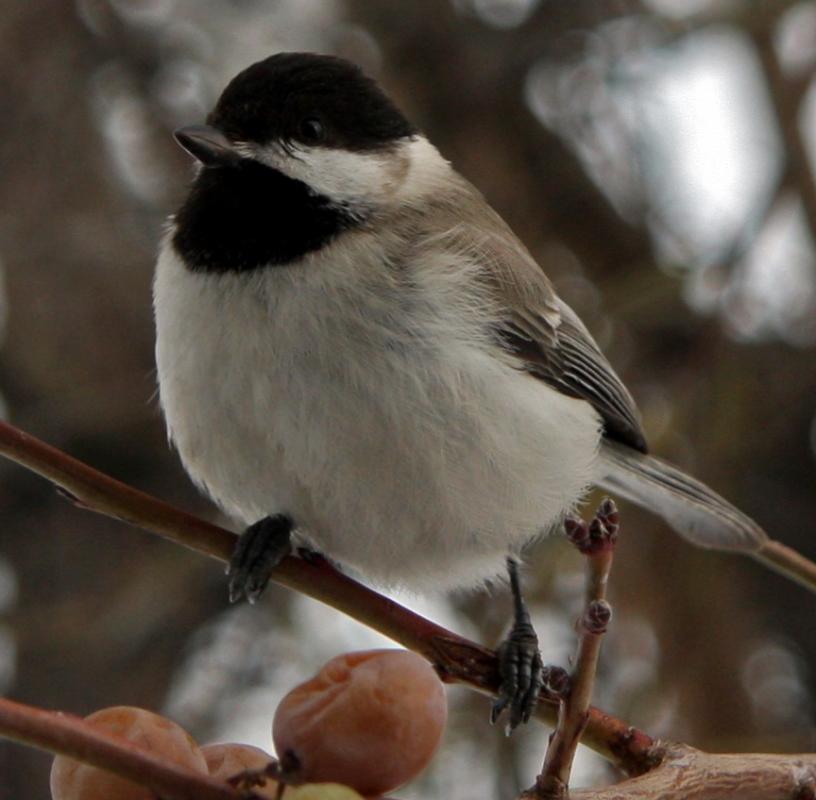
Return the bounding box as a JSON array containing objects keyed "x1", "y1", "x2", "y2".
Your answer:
[
  {"x1": 492, "y1": 619, "x2": 544, "y2": 731},
  {"x1": 227, "y1": 514, "x2": 294, "y2": 603},
  {"x1": 491, "y1": 557, "x2": 544, "y2": 732}
]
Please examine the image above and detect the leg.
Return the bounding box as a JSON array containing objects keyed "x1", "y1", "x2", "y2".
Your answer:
[
  {"x1": 228, "y1": 513, "x2": 294, "y2": 603},
  {"x1": 491, "y1": 557, "x2": 544, "y2": 732}
]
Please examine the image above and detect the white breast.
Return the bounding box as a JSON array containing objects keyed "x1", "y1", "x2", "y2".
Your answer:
[{"x1": 154, "y1": 228, "x2": 602, "y2": 591}]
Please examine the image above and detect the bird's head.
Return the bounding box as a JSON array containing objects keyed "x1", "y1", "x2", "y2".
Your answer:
[{"x1": 174, "y1": 53, "x2": 420, "y2": 212}]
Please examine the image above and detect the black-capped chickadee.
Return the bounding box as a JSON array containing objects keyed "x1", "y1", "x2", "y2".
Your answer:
[{"x1": 154, "y1": 52, "x2": 766, "y2": 727}]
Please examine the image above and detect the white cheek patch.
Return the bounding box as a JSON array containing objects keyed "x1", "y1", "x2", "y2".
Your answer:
[{"x1": 248, "y1": 141, "x2": 406, "y2": 207}]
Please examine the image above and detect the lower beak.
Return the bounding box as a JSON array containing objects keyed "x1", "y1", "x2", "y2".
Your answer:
[{"x1": 174, "y1": 124, "x2": 242, "y2": 168}]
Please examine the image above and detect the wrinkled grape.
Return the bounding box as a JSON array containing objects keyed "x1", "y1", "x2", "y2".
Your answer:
[
  {"x1": 273, "y1": 649, "x2": 447, "y2": 796},
  {"x1": 50, "y1": 706, "x2": 206, "y2": 800},
  {"x1": 201, "y1": 742, "x2": 279, "y2": 798}
]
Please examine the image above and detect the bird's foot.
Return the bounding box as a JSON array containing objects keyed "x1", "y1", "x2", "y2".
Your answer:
[
  {"x1": 491, "y1": 557, "x2": 544, "y2": 732},
  {"x1": 228, "y1": 513, "x2": 294, "y2": 603}
]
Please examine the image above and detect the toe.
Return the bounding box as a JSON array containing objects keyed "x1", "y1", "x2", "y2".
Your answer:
[
  {"x1": 492, "y1": 622, "x2": 543, "y2": 731},
  {"x1": 228, "y1": 514, "x2": 293, "y2": 602}
]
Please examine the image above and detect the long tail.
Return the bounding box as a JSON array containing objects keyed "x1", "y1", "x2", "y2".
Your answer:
[{"x1": 596, "y1": 440, "x2": 768, "y2": 552}]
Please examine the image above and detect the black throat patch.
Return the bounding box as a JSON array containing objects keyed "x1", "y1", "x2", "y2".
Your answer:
[{"x1": 172, "y1": 159, "x2": 362, "y2": 273}]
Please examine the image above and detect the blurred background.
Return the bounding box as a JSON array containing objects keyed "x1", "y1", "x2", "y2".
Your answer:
[{"x1": 1, "y1": 0, "x2": 816, "y2": 796}]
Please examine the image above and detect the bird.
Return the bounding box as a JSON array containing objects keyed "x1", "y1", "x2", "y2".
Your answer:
[{"x1": 154, "y1": 51, "x2": 767, "y2": 729}]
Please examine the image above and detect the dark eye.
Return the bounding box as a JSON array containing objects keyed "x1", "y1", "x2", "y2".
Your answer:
[{"x1": 299, "y1": 116, "x2": 325, "y2": 143}]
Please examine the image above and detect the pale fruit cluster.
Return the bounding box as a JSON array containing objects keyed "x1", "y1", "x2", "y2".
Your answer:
[{"x1": 50, "y1": 649, "x2": 447, "y2": 800}]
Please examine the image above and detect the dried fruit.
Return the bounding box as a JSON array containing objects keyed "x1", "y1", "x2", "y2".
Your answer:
[
  {"x1": 201, "y1": 742, "x2": 279, "y2": 798},
  {"x1": 273, "y1": 649, "x2": 447, "y2": 796},
  {"x1": 50, "y1": 706, "x2": 206, "y2": 800}
]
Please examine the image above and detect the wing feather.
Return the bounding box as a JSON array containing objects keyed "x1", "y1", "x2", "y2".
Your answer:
[{"x1": 404, "y1": 179, "x2": 648, "y2": 452}]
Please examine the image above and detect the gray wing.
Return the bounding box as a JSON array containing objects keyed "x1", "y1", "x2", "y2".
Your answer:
[
  {"x1": 476, "y1": 226, "x2": 767, "y2": 552},
  {"x1": 499, "y1": 300, "x2": 648, "y2": 452},
  {"x1": 404, "y1": 179, "x2": 647, "y2": 451},
  {"x1": 412, "y1": 194, "x2": 768, "y2": 554}
]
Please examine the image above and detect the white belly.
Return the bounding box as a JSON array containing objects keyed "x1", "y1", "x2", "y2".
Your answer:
[{"x1": 154, "y1": 243, "x2": 602, "y2": 591}]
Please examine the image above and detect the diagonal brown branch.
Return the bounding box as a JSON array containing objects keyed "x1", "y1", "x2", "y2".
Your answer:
[{"x1": 0, "y1": 419, "x2": 657, "y2": 775}]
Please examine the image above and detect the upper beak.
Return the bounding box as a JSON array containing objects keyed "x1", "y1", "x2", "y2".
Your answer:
[{"x1": 173, "y1": 124, "x2": 243, "y2": 168}]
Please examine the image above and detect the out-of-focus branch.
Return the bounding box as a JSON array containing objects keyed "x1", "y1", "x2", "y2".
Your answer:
[
  {"x1": 663, "y1": 1, "x2": 816, "y2": 239},
  {"x1": 752, "y1": 24, "x2": 816, "y2": 243},
  {"x1": 0, "y1": 419, "x2": 656, "y2": 775},
  {"x1": 0, "y1": 697, "x2": 262, "y2": 800}
]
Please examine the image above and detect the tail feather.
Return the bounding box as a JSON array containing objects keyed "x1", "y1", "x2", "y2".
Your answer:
[{"x1": 597, "y1": 440, "x2": 768, "y2": 553}]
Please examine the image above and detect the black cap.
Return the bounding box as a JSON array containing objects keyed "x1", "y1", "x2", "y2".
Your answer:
[{"x1": 206, "y1": 52, "x2": 418, "y2": 152}]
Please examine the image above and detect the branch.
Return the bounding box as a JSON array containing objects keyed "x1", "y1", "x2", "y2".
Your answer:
[
  {"x1": 0, "y1": 419, "x2": 656, "y2": 774},
  {"x1": 0, "y1": 696, "x2": 264, "y2": 800},
  {"x1": 4, "y1": 687, "x2": 816, "y2": 800},
  {"x1": 5, "y1": 421, "x2": 816, "y2": 798},
  {"x1": 532, "y1": 502, "x2": 617, "y2": 799},
  {"x1": 568, "y1": 743, "x2": 816, "y2": 800},
  {"x1": 751, "y1": 23, "x2": 816, "y2": 246},
  {"x1": 754, "y1": 538, "x2": 816, "y2": 596}
]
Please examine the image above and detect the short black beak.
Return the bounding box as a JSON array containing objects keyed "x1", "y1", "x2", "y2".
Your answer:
[{"x1": 173, "y1": 124, "x2": 243, "y2": 168}]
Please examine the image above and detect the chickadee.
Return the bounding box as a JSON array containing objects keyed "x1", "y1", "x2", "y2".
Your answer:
[{"x1": 154, "y1": 52, "x2": 766, "y2": 727}]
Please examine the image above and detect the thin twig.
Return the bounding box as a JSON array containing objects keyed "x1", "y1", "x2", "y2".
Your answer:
[
  {"x1": 531, "y1": 501, "x2": 618, "y2": 799},
  {"x1": 754, "y1": 539, "x2": 816, "y2": 596},
  {"x1": 751, "y1": 25, "x2": 816, "y2": 245}
]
